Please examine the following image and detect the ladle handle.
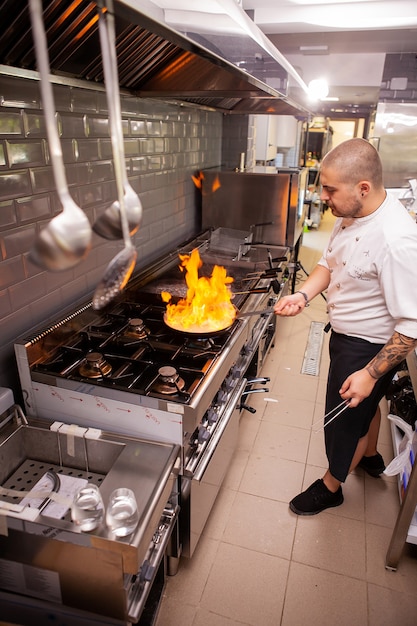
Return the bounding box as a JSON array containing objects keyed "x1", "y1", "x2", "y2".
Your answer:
[
  {"x1": 29, "y1": 0, "x2": 71, "y2": 201},
  {"x1": 98, "y1": 1, "x2": 131, "y2": 249}
]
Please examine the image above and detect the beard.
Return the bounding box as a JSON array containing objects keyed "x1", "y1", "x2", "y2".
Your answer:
[{"x1": 328, "y1": 198, "x2": 363, "y2": 218}]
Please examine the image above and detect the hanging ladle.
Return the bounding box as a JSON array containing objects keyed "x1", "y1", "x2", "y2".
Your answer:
[
  {"x1": 92, "y1": 6, "x2": 142, "y2": 240},
  {"x1": 92, "y1": 1, "x2": 137, "y2": 310},
  {"x1": 28, "y1": 0, "x2": 92, "y2": 271}
]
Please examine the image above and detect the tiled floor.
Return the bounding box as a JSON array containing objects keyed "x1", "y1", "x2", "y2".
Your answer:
[{"x1": 155, "y1": 210, "x2": 417, "y2": 626}]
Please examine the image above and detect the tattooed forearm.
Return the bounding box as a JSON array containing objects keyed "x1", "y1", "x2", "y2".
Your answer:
[{"x1": 366, "y1": 332, "x2": 417, "y2": 380}]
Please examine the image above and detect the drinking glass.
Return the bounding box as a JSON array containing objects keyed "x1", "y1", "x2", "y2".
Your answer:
[
  {"x1": 106, "y1": 487, "x2": 139, "y2": 537},
  {"x1": 71, "y1": 483, "x2": 104, "y2": 532}
]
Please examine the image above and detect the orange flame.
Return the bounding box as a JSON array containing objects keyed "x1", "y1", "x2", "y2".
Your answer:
[
  {"x1": 162, "y1": 248, "x2": 236, "y2": 332},
  {"x1": 191, "y1": 171, "x2": 204, "y2": 189},
  {"x1": 191, "y1": 171, "x2": 221, "y2": 195}
]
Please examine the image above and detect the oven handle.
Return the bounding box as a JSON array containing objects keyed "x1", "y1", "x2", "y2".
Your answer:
[
  {"x1": 127, "y1": 503, "x2": 180, "y2": 622},
  {"x1": 193, "y1": 378, "x2": 247, "y2": 483}
]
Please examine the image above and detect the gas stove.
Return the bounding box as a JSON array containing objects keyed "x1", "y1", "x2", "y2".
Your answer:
[
  {"x1": 15, "y1": 230, "x2": 289, "y2": 444},
  {"x1": 29, "y1": 298, "x2": 242, "y2": 405}
]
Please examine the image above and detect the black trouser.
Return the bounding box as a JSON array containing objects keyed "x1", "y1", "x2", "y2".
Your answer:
[{"x1": 325, "y1": 331, "x2": 396, "y2": 482}]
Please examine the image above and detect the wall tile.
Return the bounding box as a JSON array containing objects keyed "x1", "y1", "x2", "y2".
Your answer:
[
  {"x1": 131, "y1": 156, "x2": 147, "y2": 173},
  {"x1": 86, "y1": 115, "x2": 110, "y2": 137},
  {"x1": 78, "y1": 182, "x2": 105, "y2": 207},
  {"x1": 0, "y1": 76, "x2": 40, "y2": 109},
  {"x1": 59, "y1": 139, "x2": 77, "y2": 164},
  {"x1": 71, "y1": 88, "x2": 99, "y2": 113},
  {"x1": 86, "y1": 161, "x2": 113, "y2": 184},
  {"x1": 75, "y1": 138, "x2": 101, "y2": 162},
  {"x1": 0, "y1": 255, "x2": 26, "y2": 289},
  {"x1": 0, "y1": 199, "x2": 16, "y2": 228},
  {"x1": 2, "y1": 224, "x2": 36, "y2": 260},
  {"x1": 6, "y1": 140, "x2": 45, "y2": 168},
  {"x1": 0, "y1": 112, "x2": 23, "y2": 135},
  {"x1": 0, "y1": 170, "x2": 32, "y2": 200},
  {"x1": 138, "y1": 138, "x2": 155, "y2": 154},
  {"x1": 146, "y1": 120, "x2": 162, "y2": 136},
  {"x1": 0, "y1": 289, "x2": 12, "y2": 318},
  {"x1": 124, "y1": 138, "x2": 140, "y2": 155},
  {"x1": 29, "y1": 166, "x2": 55, "y2": 194},
  {"x1": 9, "y1": 274, "x2": 47, "y2": 310},
  {"x1": 130, "y1": 119, "x2": 147, "y2": 136},
  {"x1": 59, "y1": 113, "x2": 87, "y2": 138},
  {"x1": 23, "y1": 111, "x2": 46, "y2": 137},
  {"x1": 53, "y1": 84, "x2": 73, "y2": 112}
]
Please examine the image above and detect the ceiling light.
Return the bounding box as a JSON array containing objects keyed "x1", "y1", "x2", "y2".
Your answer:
[
  {"x1": 300, "y1": 45, "x2": 328, "y2": 55},
  {"x1": 308, "y1": 78, "x2": 329, "y2": 100}
]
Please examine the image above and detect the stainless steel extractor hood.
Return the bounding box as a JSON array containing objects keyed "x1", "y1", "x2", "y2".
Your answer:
[{"x1": 0, "y1": 0, "x2": 312, "y2": 116}]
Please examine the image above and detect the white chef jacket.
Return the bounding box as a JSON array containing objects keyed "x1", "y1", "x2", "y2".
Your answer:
[{"x1": 317, "y1": 192, "x2": 417, "y2": 343}]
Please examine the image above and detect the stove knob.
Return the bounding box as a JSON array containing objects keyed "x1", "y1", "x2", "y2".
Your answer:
[
  {"x1": 198, "y1": 425, "x2": 211, "y2": 444},
  {"x1": 207, "y1": 408, "x2": 218, "y2": 424},
  {"x1": 216, "y1": 389, "x2": 228, "y2": 403},
  {"x1": 224, "y1": 376, "x2": 234, "y2": 391},
  {"x1": 231, "y1": 363, "x2": 244, "y2": 379},
  {"x1": 243, "y1": 344, "x2": 254, "y2": 357}
]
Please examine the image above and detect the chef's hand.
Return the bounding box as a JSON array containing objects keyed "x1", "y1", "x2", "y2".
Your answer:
[
  {"x1": 339, "y1": 368, "x2": 377, "y2": 408},
  {"x1": 274, "y1": 293, "x2": 306, "y2": 317}
]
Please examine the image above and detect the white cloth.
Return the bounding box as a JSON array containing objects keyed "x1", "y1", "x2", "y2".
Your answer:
[{"x1": 317, "y1": 192, "x2": 417, "y2": 343}]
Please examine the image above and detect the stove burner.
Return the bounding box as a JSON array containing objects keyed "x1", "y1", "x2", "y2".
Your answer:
[
  {"x1": 125, "y1": 318, "x2": 150, "y2": 339},
  {"x1": 185, "y1": 337, "x2": 214, "y2": 351},
  {"x1": 79, "y1": 352, "x2": 112, "y2": 379},
  {"x1": 154, "y1": 365, "x2": 185, "y2": 395}
]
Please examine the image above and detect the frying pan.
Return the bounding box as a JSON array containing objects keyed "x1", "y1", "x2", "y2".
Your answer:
[{"x1": 163, "y1": 305, "x2": 274, "y2": 337}]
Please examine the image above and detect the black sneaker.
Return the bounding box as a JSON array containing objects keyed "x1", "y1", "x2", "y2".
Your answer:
[
  {"x1": 358, "y1": 452, "x2": 385, "y2": 477},
  {"x1": 289, "y1": 479, "x2": 344, "y2": 516}
]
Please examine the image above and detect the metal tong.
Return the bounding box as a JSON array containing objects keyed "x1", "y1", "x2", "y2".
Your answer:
[{"x1": 312, "y1": 399, "x2": 350, "y2": 433}]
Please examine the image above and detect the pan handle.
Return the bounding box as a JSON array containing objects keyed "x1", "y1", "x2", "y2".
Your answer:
[{"x1": 238, "y1": 307, "x2": 274, "y2": 318}]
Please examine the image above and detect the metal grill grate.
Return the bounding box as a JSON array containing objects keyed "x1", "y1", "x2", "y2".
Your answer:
[{"x1": 301, "y1": 321, "x2": 325, "y2": 376}]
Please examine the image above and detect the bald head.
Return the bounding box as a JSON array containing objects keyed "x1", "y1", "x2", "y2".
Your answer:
[{"x1": 321, "y1": 138, "x2": 384, "y2": 190}]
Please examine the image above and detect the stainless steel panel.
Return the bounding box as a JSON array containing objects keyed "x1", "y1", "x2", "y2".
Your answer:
[
  {"x1": 202, "y1": 170, "x2": 289, "y2": 246},
  {"x1": 0, "y1": 418, "x2": 180, "y2": 619},
  {"x1": 285, "y1": 166, "x2": 308, "y2": 248},
  {"x1": 180, "y1": 379, "x2": 245, "y2": 558},
  {"x1": 202, "y1": 168, "x2": 307, "y2": 249},
  {"x1": 372, "y1": 102, "x2": 417, "y2": 188}
]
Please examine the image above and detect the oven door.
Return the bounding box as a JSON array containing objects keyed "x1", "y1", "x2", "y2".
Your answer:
[{"x1": 180, "y1": 378, "x2": 246, "y2": 558}]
